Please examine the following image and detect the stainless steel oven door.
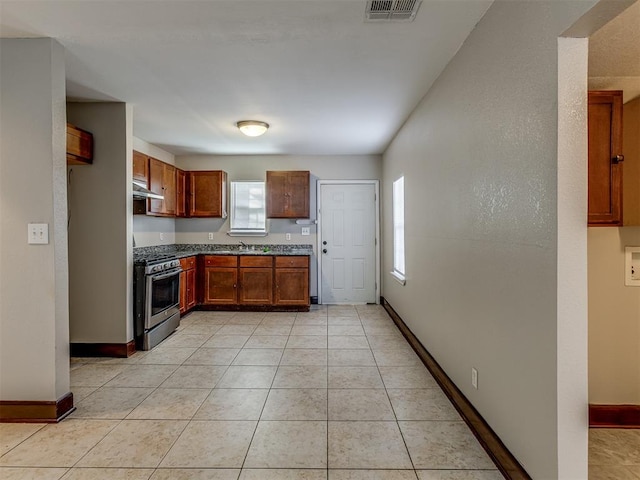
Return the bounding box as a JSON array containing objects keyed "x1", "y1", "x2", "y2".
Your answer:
[{"x1": 145, "y1": 268, "x2": 181, "y2": 330}]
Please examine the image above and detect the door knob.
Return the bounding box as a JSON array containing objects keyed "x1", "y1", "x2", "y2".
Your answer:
[
  {"x1": 322, "y1": 241, "x2": 327, "y2": 245},
  {"x1": 322, "y1": 249, "x2": 328, "y2": 254},
  {"x1": 612, "y1": 155, "x2": 625, "y2": 164}
]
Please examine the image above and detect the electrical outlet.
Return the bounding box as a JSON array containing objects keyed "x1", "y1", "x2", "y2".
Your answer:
[
  {"x1": 301, "y1": 227, "x2": 310, "y2": 236},
  {"x1": 159, "y1": 233, "x2": 164, "y2": 241},
  {"x1": 286, "y1": 233, "x2": 291, "y2": 241},
  {"x1": 471, "y1": 368, "x2": 478, "y2": 389},
  {"x1": 208, "y1": 233, "x2": 214, "y2": 240}
]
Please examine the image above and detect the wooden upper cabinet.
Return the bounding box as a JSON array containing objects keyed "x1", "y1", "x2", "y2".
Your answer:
[
  {"x1": 623, "y1": 96, "x2": 640, "y2": 226},
  {"x1": 266, "y1": 170, "x2": 310, "y2": 218},
  {"x1": 66, "y1": 123, "x2": 93, "y2": 165},
  {"x1": 148, "y1": 157, "x2": 176, "y2": 216},
  {"x1": 588, "y1": 90, "x2": 624, "y2": 226},
  {"x1": 188, "y1": 170, "x2": 228, "y2": 217},
  {"x1": 176, "y1": 169, "x2": 187, "y2": 218},
  {"x1": 132, "y1": 150, "x2": 149, "y2": 183}
]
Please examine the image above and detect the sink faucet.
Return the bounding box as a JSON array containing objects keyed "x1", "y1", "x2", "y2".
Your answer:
[{"x1": 239, "y1": 241, "x2": 248, "y2": 250}]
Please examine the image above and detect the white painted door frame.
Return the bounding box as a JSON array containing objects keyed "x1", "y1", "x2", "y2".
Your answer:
[{"x1": 316, "y1": 180, "x2": 380, "y2": 305}]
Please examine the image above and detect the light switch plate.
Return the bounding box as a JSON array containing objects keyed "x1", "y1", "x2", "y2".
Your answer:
[{"x1": 28, "y1": 223, "x2": 49, "y2": 244}]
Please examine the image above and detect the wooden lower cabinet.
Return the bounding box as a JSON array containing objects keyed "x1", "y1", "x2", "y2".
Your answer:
[
  {"x1": 239, "y1": 268, "x2": 273, "y2": 304},
  {"x1": 204, "y1": 267, "x2": 238, "y2": 304},
  {"x1": 275, "y1": 256, "x2": 310, "y2": 306},
  {"x1": 179, "y1": 256, "x2": 197, "y2": 314}
]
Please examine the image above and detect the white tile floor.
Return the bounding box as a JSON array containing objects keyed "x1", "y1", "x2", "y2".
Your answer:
[{"x1": 0, "y1": 305, "x2": 505, "y2": 479}]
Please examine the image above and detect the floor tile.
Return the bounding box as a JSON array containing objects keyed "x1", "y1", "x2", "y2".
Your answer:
[
  {"x1": 0, "y1": 467, "x2": 68, "y2": 480},
  {"x1": 273, "y1": 366, "x2": 327, "y2": 388},
  {"x1": 244, "y1": 421, "x2": 327, "y2": 468},
  {"x1": 372, "y1": 348, "x2": 423, "y2": 367},
  {"x1": 104, "y1": 365, "x2": 178, "y2": 388},
  {"x1": 261, "y1": 317, "x2": 296, "y2": 326},
  {"x1": 252, "y1": 324, "x2": 293, "y2": 336},
  {"x1": 244, "y1": 335, "x2": 288, "y2": 349},
  {"x1": 232, "y1": 348, "x2": 283, "y2": 365},
  {"x1": 328, "y1": 336, "x2": 370, "y2": 349},
  {"x1": 216, "y1": 366, "x2": 277, "y2": 388},
  {"x1": 160, "y1": 365, "x2": 228, "y2": 389},
  {"x1": 379, "y1": 366, "x2": 438, "y2": 389},
  {"x1": 328, "y1": 317, "x2": 362, "y2": 326},
  {"x1": 0, "y1": 423, "x2": 46, "y2": 456},
  {"x1": 294, "y1": 317, "x2": 329, "y2": 326},
  {"x1": 328, "y1": 349, "x2": 376, "y2": 366},
  {"x1": 177, "y1": 324, "x2": 223, "y2": 336},
  {"x1": 330, "y1": 471, "x2": 418, "y2": 480},
  {"x1": 328, "y1": 307, "x2": 359, "y2": 317},
  {"x1": 415, "y1": 471, "x2": 505, "y2": 480},
  {"x1": 70, "y1": 364, "x2": 126, "y2": 387},
  {"x1": 76, "y1": 420, "x2": 187, "y2": 468},
  {"x1": 399, "y1": 421, "x2": 494, "y2": 469},
  {"x1": 590, "y1": 429, "x2": 640, "y2": 465},
  {"x1": 261, "y1": 389, "x2": 327, "y2": 420},
  {"x1": 73, "y1": 387, "x2": 154, "y2": 419},
  {"x1": 280, "y1": 348, "x2": 328, "y2": 366},
  {"x1": 137, "y1": 347, "x2": 198, "y2": 365},
  {"x1": 286, "y1": 335, "x2": 328, "y2": 349},
  {"x1": 194, "y1": 389, "x2": 269, "y2": 420},
  {"x1": 158, "y1": 333, "x2": 212, "y2": 348},
  {"x1": 0, "y1": 419, "x2": 118, "y2": 467},
  {"x1": 61, "y1": 468, "x2": 154, "y2": 479},
  {"x1": 150, "y1": 469, "x2": 240, "y2": 480},
  {"x1": 328, "y1": 366, "x2": 384, "y2": 389},
  {"x1": 328, "y1": 389, "x2": 395, "y2": 420},
  {"x1": 216, "y1": 325, "x2": 257, "y2": 336},
  {"x1": 71, "y1": 387, "x2": 99, "y2": 402},
  {"x1": 203, "y1": 335, "x2": 250, "y2": 349},
  {"x1": 227, "y1": 316, "x2": 264, "y2": 326},
  {"x1": 184, "y1": 348, "x2": 240, "y2": 366},
  {"x1": 367, "y1": 335, "x2": 410, "y2": 350},
  {"x1": 364, "y1": 325, "x2": 403, "y2": 336},
  {"x1": 241, "y1": 470, "x2": 327, "y2": 479},
  {"x1": 127, "y1": 388, "x2": 210, "y2": 419},
  {"x1": 160, "y1": 420, "x2": 256, "y2": 468},
  {"x1": 328, "y1": 421, "x2": 412, "y2": 469},
  {"x1": 328, "y1": 325, "x2": 365, "y2": 336},
  {"x1": 291, "y1": 325, "x2": 327, "y2": 336},
  {"x1": 387, "y1": 389, "x2": 460, "y2": 421}
]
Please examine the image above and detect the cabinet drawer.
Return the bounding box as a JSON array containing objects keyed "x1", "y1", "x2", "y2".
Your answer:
[
  {"x1": 275, "y1": 256, "x2": 309, "y2": 268},
  {"x1": 180, "y1": 256, "x2": 196, "y2": 270},
  {"x1": 204, "y1": 255, "x2": 237, "y2": 267},
  {"x1": 239, "y1": 256, "x2": 273, "y2": 268}
]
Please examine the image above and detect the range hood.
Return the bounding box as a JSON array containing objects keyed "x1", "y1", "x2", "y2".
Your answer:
[{"x1": 133, "y1": 181, "x2": 164, "y2": 200}]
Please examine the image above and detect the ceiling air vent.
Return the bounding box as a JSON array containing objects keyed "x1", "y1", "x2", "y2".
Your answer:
[{"x1": 365, "y1": 0, "x2": 422, "y2": 22}]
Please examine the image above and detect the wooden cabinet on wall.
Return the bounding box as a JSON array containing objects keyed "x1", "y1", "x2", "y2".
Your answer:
[
  {"x1": 239, "y1": 256, "x2": 273, "y2": 305},
  {"x1": 133, "y1": 150, "x2": 149, "y2": 183},
  {"x1": 66, "y1": 123, "x2": 93, "y2": 165},
  {"x1": 179, "y1": 256, "x2": 197, "y2": 314},
  {"x1": 176, "y1": 169, "x2": 187, "y2": 218},
  {"x1": 266, "y1": 171, "x2": 310, "y2": 218},
  {"x1": 148, "y1": 157, "x2": 176, "y2": 216},
  {"x1": 623, "y1": 95, "x2": 640, "y2": 225},
  {"x1": 203, "y1": 256, "x2": 238, "y2": 305},
  {"x1": 588, "y1": 91, "x2": 624, "y2": 226},
  {"x1": 189, "y1": 171, "x2": 228, "y2": 218},
  {"x1": 274, "y1": 256, "x2": 310, "y2": 306}
]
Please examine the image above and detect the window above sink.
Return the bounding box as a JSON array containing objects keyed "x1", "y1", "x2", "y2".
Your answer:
[{"x1": 228, "y1": 181, "x2": 268, "y2": 236}]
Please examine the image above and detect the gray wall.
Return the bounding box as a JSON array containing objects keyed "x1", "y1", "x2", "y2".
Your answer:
[
  {"x1": 0, "y1": 39, "x2": 70, "y2": 401},
  {"x1": 381, "y1": 2, "x2": 598, "y2": 478},
  {"x1": 67, "y1": 103, "x2": 134, "y2": 344}
]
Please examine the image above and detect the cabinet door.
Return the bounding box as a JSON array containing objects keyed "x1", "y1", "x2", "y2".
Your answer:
[
  {"x1": 179, "y1": 270, "x2": 187, "y2": 314},
  {"x1": 148, "y1": 158, "x2": 165, "y2": 215},
  {"x1": 133, "y1": 151, "x2": 149, "y2": 183},
  {"x1": 189, "y1": 171, "x2": 227, "y2": 217},
  {"x1": 266, "y1": 171, "x2": 310, "y2": 218},
  {"x1": 266, "y1": 171, "x2": 288, "y2": 217},
  {"x1": 176, "y1": 169, "x2": 187, "y2": 217},
  {"x1": 588, "y1": 91, "x2": 623, "y2": 225},
  {"x1": 287, "y1": 171, "x2": 310, "y2": 218},
  {"x1": 186, "y1": 268, "x2": 197, "y2": 309},
  {"x1": 275, "y1": 268, "x2": 309, "y2": 305},
  {"x1": 204, "y1": 267, "x2": 237, "y2": 304},
  {"x1": 163, "y1": 164, "x2": 177, "y2": 216},
  {"x1": 239, "y1": 268, "x2": 273, "y2": 305}
]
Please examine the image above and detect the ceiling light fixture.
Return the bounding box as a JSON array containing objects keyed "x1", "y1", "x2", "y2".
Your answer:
[{"x1": 237, "y1": 120, "x2": 269, "y2": 137}]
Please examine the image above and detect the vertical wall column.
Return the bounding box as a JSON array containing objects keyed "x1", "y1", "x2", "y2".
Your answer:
[{"x1": 0, "y1": 38, "x2": 72, "y2": 421}]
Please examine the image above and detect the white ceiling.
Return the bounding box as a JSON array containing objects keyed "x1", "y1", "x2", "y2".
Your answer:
[
  {"x1": 0, "y1": 0, "x2": 492, "y2": 156},
  {"x1": 589, "y1": 0, "x2": 640, "y2": 103}
]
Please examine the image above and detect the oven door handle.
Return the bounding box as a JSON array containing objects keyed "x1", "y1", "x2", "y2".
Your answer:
[{"x1": 150, "y1": 268, "x2": 182, "y2": 281}]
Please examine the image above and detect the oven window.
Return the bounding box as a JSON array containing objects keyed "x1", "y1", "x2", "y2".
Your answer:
[{"x1": 150, "y1": 272, "x2": 180, "y2": 316}]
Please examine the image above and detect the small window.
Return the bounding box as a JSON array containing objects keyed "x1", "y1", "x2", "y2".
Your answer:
[
  {"x1": 229, "y1": 181, "x2": 267, "y2": 236},
  {"x1": 391, "y1": 176, "x2": 405, "y2": 284}
]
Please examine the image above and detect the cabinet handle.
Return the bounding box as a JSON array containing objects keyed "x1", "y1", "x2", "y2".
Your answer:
[
  {"x1": 612, "y1": 155, "x2": 625, "y2": 164},
  {"x1": 233, "y1": 284, "x2": 237, "y2": 288}
]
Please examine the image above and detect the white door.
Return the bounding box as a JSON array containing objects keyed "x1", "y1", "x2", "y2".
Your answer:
[{"x1": 319, "y1": 183, "x2": 377, "y2": 304}]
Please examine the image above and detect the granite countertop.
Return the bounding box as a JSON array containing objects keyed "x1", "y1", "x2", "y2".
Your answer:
[{"x1": 134, "y1": 243, "x2": 314, "y2": 260}]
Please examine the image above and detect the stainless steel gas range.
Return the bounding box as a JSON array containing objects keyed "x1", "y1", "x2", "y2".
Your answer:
[{"x1": 133, "y1": 254, "x2": 181, "y2": 350}]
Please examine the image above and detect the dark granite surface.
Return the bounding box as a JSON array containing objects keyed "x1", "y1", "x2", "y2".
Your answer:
[{"x1": 134, "y1": 243, "x2": 314, "y2": 261}]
